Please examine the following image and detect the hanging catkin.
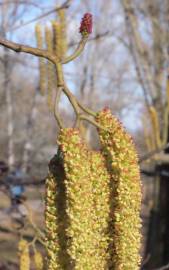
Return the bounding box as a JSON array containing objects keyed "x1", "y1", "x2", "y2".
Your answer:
[
  {"x1": 45, "y1": 154, "x2": 70, "y2": 270},
  {"x1": 52, "y1": 21, "x2": 62, "y2": 59},
  {"x1": 58, "y1": 9, "x2": 67, "y2": 58},
  {"x1": 45, "y1": 26, "x2": 55, "y2": 110},
  {"x1": 58, "y1": 129, "x2": 96, "y2": 270},
  {"x1": 34, "y1": 249, "x2": 43, "y2": 270},
  {"x1": 18, "y1": 239, "x2": 30, "y2": 270},
  {"x1": 96, "y1": 108, "x2": 142, "y2": 270},
  {"x1": 35, "y1": 24, "x2": 46, "y2": 95},
  {"x1": 89, "y1": 150, "x2": 111, "y2": 269}
]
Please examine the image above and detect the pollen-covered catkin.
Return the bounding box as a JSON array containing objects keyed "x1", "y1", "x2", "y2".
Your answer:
[
  {"x1": 45, "y1": 156, "x2": 61, "y2": 270},
  {"x1": 18, "y1": 239, "x2": 30, "y2": 270},
  {"x1": 89, "y1": 151, "x2": 111, "y2": 269},
  {"x1": 45, "y1": 154, "x2": 69, "y2": 270},
  {"x1": 96, "y1": 108, "x2": 142, "y2": 270},
  {"x1": 58, "y1": 9, "x2": 67, "y2": 58},
  {"x1": 58, "y1": 129, "x2": 95, "y2": 270},
  {"x1": 34, "y1": 250, "x2": 43, "y2": 270},
  {"x1": 45, "y1": 26, "x2": 55, "y2": 110},
  {"x1": 35, "y1": 24, "x2": 46, "y2": 95},
  {"x1": 45, "y1": 172, "x2": 59, "y2": 269},
  {"x1": 52, "y1": 21, "x2": 62, "y2": 59}
]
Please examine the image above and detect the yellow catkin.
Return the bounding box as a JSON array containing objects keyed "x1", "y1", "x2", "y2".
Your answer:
[
  {"x1": 58, "y1": 9, "x2": 67, "y2": 58},
  {"x1": 18, "y1": 239, "x2": 30, "y2": 270},
  {"x1": 34, "y1": 250, "x2": 43, "y2": 270},
  {"x1": 149, "y1": 106, "x2": 162, "y2": 148},
  {"x1": 45, "y1": 26, "x2": 55, "y2": 111},
  {"x1": 89, "y1": 151, "x2": 111, "y2": 269},
  {"x1": 45, "y1": 163, "x2": 60, "y2": 269},
  {"x1": 35, "y1": 24, "x2": 46, "y2": 95},
  {"x1": 52, "y1": 21, "x2": 62, "y2": 59},
  {"x1": 96, "y1": 108, "x2": 142, "y2": 270},
  {"x1": 45, "y1": 154, "x2": 69, "y2": 270},
  {"x1": 58, "y1": 129, "x2": 97, "y2": 270}
]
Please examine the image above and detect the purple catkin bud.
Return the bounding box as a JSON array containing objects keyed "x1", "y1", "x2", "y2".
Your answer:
[{"x1": 79, "y1": 13, "x2": 92, "y2": 37}]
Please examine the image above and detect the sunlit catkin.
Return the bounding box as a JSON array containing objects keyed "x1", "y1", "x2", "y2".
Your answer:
[
  {"x1": 18, "y1": 239, "x2": 30, "y2": 270},
  {"x1": 35, "y1": 24, "x2": 46, "y2": 95},
  {"x1": 45, "y1": 26, "x2": 55, "y2": 110},
  {"x1": 58, "y1": 129, "x2": 95, "y2": 270},
  {"x1": 34, "y1": 250, "x2": 43, "y2": 270},
  {"x1": 89, "y1": 151, "x2": 111, "y2": 269},
  {"x1": 52, "y1": 21, "x2": 62, "y2": 59},
  {"x1": 45, "y1": 163, "x2": 60, "y2": 269},
  {"x1": 96, "y1": 108, "x2": 142, "y2": 270},
  {"x1": 58, "y1": 9, "x2": 67, "y2": 58},
  {"x1": 45, "y1": 154, "x2": 69, "y2": 270}
]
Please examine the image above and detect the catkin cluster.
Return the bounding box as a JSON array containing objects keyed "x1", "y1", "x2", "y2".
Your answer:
[{"x1": 45, "y1": 109, "x2": 142, "y2": 270}]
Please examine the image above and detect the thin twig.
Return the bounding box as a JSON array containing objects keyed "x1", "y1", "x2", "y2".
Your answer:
[
  {"x1": 0, "y1": 1, "x2": 42, "y2": 8},
  {"x1": 62, "y1": 84, "x2": 80, "y2": 115},
  {"x1": 77, "y1": 100, "x2": 96, "y2": 117},
  {"x1": 22, "y1": 202, "x2": 45, "y2": 240},
  {"x1": 139, "y1": 142, "x2": 169, "y2": 163},
  {"x1": 54, "y1": 89, "x2": 64, "y2": 129},
  {"x1": 10, "y1": 0, "x2": 71, "y2": 31},
  {"x1": 80, "y1": 114, "x2": 109, "y2": 131},
  {"x1": 0, "y1": 178, "x2": 45, "y2": 186},
  {"x1": 152, "y1": 262, "x2": 169, "y2": 270},
  {"x1": 62, "y1": 37, "x2": 88, "y2": 64}
]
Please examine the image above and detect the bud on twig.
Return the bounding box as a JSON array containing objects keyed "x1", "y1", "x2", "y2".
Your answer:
[{"x1": 79, "y1": 13, "x2": 92, "y2": 37}]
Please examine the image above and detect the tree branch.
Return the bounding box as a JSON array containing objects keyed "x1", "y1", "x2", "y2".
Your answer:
[
  {"x1": 0, "y1": 37, "x2": 57, "y2": 63},
  {"x1": 11, "y1": 0, "x2": 72, "y2": 31},
  {"x1": 139, "y1": 142, "x2": 169, "y2": 163}
]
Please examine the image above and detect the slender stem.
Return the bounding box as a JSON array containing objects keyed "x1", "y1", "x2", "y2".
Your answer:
[
  {"x1": 27, "y1": 236, "x2": 37, "y2": 247},
  {"x1": 62, "y1": 37, "x2": 88, "y2": 64},
  {"x1": 80, "y1": 114, "x2": 108, "y2": 131},
  {"x1": 77, "y1": 100, "x2": 96, "y2": 117},
  {"x1": 54, "y1": 88, "x2": 64, "y2": 129},
  {"x1": 23, "y1": 202, "x2": 45, "y2": 240},
  {"x1": 62, "y1": 84, "x2": 80, "y2": 115},
  {"x1": 56, "y1": 62, "x2": 65, "y2": 86}
]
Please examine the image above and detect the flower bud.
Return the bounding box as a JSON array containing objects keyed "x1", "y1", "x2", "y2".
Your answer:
[{"x1": 79, "y1": 13, "x2": 92, "y2": 37}]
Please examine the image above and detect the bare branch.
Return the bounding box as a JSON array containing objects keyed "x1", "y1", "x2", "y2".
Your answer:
[
  {"x1": 0, "y1": 37, "x2": 57, "y2": 63},
  {"x1": 0, "y1": 1, "x2": 42, "y2": 8},
  {"x1": 10, "y1": 0, "x2": 72, "y2": 31}
]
